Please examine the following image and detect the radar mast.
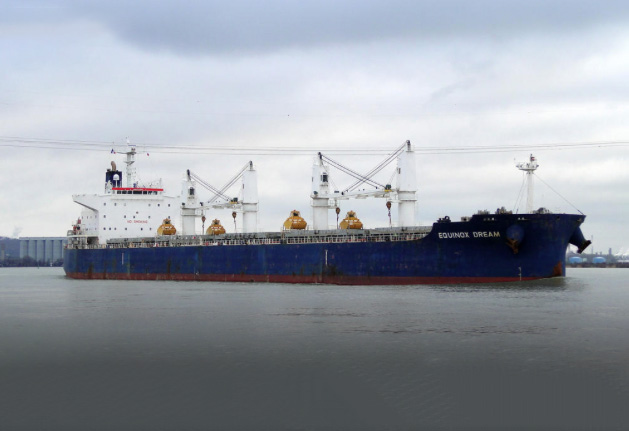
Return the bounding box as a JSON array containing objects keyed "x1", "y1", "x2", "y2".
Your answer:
[
  {"x1": 124, "y1": 138, "x2": 137, "y2": 188},
  {"x1": 516, "y1": 154, "x2": 539, "y2": 213}
]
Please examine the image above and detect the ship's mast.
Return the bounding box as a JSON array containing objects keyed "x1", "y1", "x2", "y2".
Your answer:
[
  {"x1": 124, "y1": 138, "x2": 137, "y2": 188},
  {"x1": 516, "y1": 154, "x2": 539, "y2": 213},
  {"x1": 311, "y1": 154, "x2": 332, "y2": 230},
  {"x1": 396, "y1": 140, "x2": 417, "y2": 227},
  {"x1": 241, "y1": 161, "x2": 259, "y2": 233}
]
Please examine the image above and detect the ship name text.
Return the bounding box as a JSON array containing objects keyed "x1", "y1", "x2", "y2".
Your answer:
[{"x1": 438, "y1": 231, "x2": 501, "y2": 239}]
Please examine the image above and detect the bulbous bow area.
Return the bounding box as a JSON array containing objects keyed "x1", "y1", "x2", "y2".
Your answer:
[{"x1": 569, "y1": 227, "x2": 591, "y2": 254}]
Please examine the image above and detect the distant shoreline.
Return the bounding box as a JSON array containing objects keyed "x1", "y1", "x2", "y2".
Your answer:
[{"x1": 567, "y1": 263, "x2": 629, "y2": 268}]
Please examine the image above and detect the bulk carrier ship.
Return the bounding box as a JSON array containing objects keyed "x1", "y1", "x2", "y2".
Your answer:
[{"x1": 64, "y1": 141, "x2": 591, "y2": 284}]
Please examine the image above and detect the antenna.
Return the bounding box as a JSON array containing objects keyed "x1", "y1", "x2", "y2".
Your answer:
[{"x1": 516, "y1": 154, "x2": 539, "y2": 213}]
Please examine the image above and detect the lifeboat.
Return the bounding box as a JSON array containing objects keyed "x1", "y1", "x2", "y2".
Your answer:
[
  {"x1": 157, "y1": 218, "x2": 176, "y2": 235},
  {"x1": 283, "y1": 210, "x2": 307, "y2": 230},
  {"x1": 340, "y1": 211, "x2": 363, "y2": 229},
  {"x1": 206, "y1": 219, "x2": 226, "y2": 235}
]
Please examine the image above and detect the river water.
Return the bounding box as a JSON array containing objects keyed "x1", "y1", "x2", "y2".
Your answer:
[{"x1": 0, "y1": 267, "x2": 627, "y2": 430}]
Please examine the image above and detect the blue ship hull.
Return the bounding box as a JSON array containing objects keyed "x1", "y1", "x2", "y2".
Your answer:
[{"x1": 64, "y1": 213, "x2": 588, "y2": 284}]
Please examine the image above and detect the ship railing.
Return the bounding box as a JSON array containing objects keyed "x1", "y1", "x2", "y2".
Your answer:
[
  {"x1": 110, "y1": 231, "x2": 427, "y2": 249},
  {"x1": 66, "y1": 243, "x2": 108, "y2": 250},
  {"x1": 70, "y1": 228, "x2": 431, "y2": 250}
]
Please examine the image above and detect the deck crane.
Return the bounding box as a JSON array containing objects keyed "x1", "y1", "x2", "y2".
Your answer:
[
  {"x1": 181, "y1": 161, "x2": 258, "y2": 235},
  {"x1": 311, "y1": 140, "x2": 417, "y2": 230}
]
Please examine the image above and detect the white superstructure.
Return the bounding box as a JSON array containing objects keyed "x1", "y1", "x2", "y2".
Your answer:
[{"x1": 70, "y1": 144, "x2": 180, "y2": 244}]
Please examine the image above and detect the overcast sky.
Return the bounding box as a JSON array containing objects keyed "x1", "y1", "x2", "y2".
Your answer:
[{"x1": 2, "y1": 0, "x2": 628, "y2": 254}]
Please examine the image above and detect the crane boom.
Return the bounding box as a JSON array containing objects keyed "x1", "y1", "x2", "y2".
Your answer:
[
  {"x1": 187, "y1": 161, "x2": 252, "y2": 204},
  {"x1": 318, "y1": 142, "x2": 406, "y2": 193}
]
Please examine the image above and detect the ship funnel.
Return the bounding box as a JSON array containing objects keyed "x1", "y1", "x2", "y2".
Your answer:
[{"x1": 105, "y1": 165, "x2": 123, "y2": 191}]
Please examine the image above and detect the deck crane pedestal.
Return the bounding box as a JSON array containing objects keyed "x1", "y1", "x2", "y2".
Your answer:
[
  {"x1": 311, "y1": 140, "x2": 417, "y2": 229},
  {"x1": 181, "y1": 161, "x2": 258, "y2": 235}
]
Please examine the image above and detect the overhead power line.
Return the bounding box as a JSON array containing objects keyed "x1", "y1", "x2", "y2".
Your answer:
[{"x1": 0, "y1": 135, "x2": 628, "y2": 155}]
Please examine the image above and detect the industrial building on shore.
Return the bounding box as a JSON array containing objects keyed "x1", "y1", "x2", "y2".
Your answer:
[{"x1": 0, "y1": 237, "x2": 67, "y2": 266}]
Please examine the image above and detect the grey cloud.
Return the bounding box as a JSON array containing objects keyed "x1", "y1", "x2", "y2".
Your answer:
[{"x1": 6, "y1": 0, "x2": 629, "y2": 55}]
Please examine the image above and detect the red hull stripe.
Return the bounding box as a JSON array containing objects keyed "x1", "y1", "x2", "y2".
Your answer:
[{"x1": 65, "y1": 272, "x2": 542, "y2": 285}]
